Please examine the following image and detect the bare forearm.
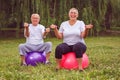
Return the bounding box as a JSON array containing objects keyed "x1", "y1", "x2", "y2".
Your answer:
[
  {"x1": 24, "y1": 22, "x2": 29, "y2": 37},
  {"x1": 81, "y1": 24, "x2": 93, "y2": 38},
  {"x1": 81, "y1": 28, "x2": 89, "y2": 38},
  {"x1": 43, "y1": 28, "x2": 50, "y2": 38},
  {"x1": 54, "y1": 28, "x2": 62, "y2": 39},
  {"x1": 83, "y1": 28, "x2": 89, "y2": 38},
  {"x1": 43, "y1": 31, "x2": 48, "y2": 38},
  {"x1": 24, "y1": 28, "x2": 29, "y2": 37},
  {"x1": 50, "y1": 24, "x2": 62, "y2": 39}
]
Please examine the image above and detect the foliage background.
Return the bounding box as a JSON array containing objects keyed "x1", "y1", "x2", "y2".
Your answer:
[{"x1": 0, "y1": 0, "x2": 120, "y2": 36}]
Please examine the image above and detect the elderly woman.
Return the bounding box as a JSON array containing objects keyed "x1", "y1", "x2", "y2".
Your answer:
[
  {"x1": 50, "y1": 8, "x2": 93, "y2": 71},
  {"x1": 19, "y1": 13, "x2": 52, "y2": 66}
]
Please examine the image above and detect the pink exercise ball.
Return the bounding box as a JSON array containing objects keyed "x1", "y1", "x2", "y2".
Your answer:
[{"x1": 60, "y1": 52, "x2": 89, "y2": 69}]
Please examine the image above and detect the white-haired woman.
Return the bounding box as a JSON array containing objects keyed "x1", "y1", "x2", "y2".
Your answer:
[{"x1": 50, "y1": 8, "x2": 93, "y2": 71}]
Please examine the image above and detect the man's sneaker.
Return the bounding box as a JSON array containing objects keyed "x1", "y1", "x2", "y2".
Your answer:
[
  {"x1": 20, "y1": 62, "x2": 27, "y2": 66},
  {"x1": 45, "y1": 61, "x2": 52, "y2": 65}
]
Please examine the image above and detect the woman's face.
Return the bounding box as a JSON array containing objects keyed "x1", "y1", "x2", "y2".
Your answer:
[
  {"x1": 69, "y1": 9, "x2": 78, "y2": 20},
  {"x1": 31, "y1": 14, "x2": 40, "y2": 26}
]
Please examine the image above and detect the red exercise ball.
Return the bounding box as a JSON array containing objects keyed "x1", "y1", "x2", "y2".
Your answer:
[
  {"x1": 60, "y1": 52, "x2": 89, "y2": 69},
  {"x1": 82, "y1": 53, "x2": 89, "y2": 69}
]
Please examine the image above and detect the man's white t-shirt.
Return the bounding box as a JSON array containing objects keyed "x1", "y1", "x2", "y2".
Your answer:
[
  {"x1": 59, "y1": 20, "x2": 86, "y2": 45},
  {"x1": 25, "y1": 24, "x2": 45, "y2": 45}
]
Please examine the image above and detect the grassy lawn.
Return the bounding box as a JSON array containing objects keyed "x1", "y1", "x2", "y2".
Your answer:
[{"x1": 0, "y1": 37, "x2": 120, "y2": 80}]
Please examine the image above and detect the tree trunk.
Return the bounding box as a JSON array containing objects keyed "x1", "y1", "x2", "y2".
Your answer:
[{"x1": 105, "y1": 1, "x2": 112, "y2": 30}]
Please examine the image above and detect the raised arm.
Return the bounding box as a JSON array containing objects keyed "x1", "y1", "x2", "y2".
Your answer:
[
  {"x1": 24, "y1": 22, "x2": 29, "y2": 37},
  {"x1": 50, "y1": 24, "x2": 62, "y2": 39},
  {"x1": 43, "y1": 28, "x2": 50, "y2": 38},
  {"x1": 81, "y1": 24, "x2": 93, "y2": 38}
]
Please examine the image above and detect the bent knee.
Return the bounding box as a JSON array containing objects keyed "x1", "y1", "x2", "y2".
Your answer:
[
  {"x1": 45, "y1": 42, "x2": 52, "y2": 47},
  {"x1": 18, "y1": 44, "x2": 26, "y2": 49}
]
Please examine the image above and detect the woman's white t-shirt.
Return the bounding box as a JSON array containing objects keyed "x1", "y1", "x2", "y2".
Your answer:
[{"x1": 59, "y1": 20, "x2": 86, "y2": 45}]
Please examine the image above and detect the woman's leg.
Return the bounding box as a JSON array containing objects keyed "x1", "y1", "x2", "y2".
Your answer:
[
  {"x1": 55, "y1": 43, "x2": 71, "y2": 70},
  {"x1": 73, "y1": 42, "x2": 87, "y2": 71}
]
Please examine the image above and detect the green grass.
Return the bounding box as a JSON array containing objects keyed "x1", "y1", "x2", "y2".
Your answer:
[{"x1": 0, "y1": 37, "x2": 120, "y2": 80}]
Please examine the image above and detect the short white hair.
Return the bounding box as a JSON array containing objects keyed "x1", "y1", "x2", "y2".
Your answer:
[
  {"x1": 69, "y1": 8, "x2": 79, "y2": 14},
  {"x1": 31, "y1": 13, "x2": 40, "y2": 19}
]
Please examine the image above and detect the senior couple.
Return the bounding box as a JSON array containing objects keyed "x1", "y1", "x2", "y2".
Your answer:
[{"x1": 18, "y1": 8, "x2": 93, "y2": 71}]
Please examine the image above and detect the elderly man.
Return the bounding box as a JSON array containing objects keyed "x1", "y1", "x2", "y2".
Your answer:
[{"x1": 19, "y1": 13, "x2": 52, "y2": 66}]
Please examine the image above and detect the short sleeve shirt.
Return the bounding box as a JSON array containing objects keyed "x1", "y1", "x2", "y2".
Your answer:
[
  {"x1": 59, "y1": 20, "x2": 86, "y2": 45},
  {"x1": 25, "y1": 24, "x2": 45, "y2": 45}
]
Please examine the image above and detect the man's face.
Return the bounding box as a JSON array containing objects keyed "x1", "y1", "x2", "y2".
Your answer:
[{"x1": 31, "y1": 14, "x2": 40, "y2": 26}]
